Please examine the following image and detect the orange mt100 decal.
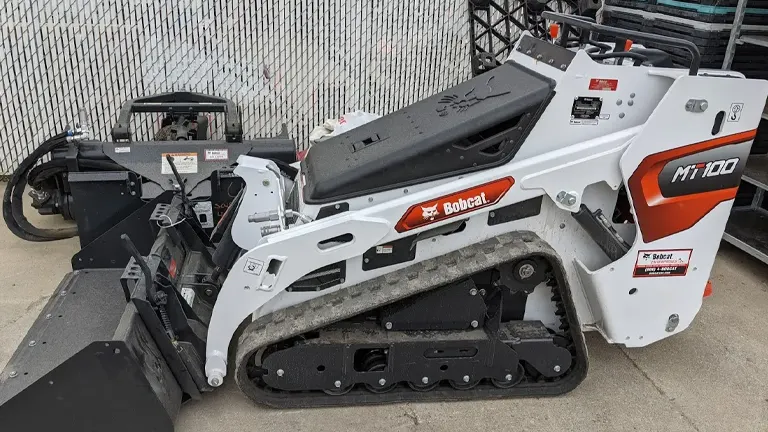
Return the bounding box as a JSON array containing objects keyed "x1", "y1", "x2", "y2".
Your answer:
[
  {"x1": 395, "y1": 178, "x2": 514, "y2": 232},
  {"x1": 628, "y1": 130, "x2": 755, "y2": 243}
]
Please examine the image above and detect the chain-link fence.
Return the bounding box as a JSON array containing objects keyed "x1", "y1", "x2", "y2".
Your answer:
[{"x1": 1, "y1": 0, "x2": 479, "y2": 175}]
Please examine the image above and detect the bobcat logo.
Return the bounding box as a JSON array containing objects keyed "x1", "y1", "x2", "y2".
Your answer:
[
  {"x1": 421, "y1": 204, "x2": 439, "y2": 221},
  {"x1": 436, "y1": 75, "x2": 511, "y2": 117},
  {"x1": 643, "y1": 253, "x2": 651, "y2": 259}
]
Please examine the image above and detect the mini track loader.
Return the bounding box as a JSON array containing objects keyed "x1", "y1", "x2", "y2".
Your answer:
[{"x1": 2, "y1": 13, "x2": 767, "y2": 432}]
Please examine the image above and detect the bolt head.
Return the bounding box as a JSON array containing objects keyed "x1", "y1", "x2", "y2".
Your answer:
[
  {"x1": 45, "y1": 314, "x2": 52, "y2": 320},
  {"x1": 421, "y1": 377, "x2": 429, "y2": 384},
  {"x1": 471, "y1": 320, "x2": 479, "y2": 328},
  {"x1": 463, "y1": 375, "x2": 470, "y2": 383},
  {"x1": 262, "y1": 179, "x2": 270, "y2": 186},
  {"x1": 700, "y1": 101, "x2": 708, "y2": 111},
  {"x1": 28, "y1": 341, "x2": 36, "y2": 347},
  {"x1": 560, "y1": 64, "x2": 566, "y2": 70},
  {"x1": 566, "y1": 195, "x2": 577, "y2": 206},
  {"x1": 489, "y1": 211, "x2": 495, "y2": 218},
  {"x1": 556, "y1": 191, "x2": 567, "y2": 202},
  {"x1": 277, "y1": 369, "x2": 284, "y2": 377},
  {"x1": 505, "y1": 374, "x2": 513, "y2": 381},
  {"x1": 479, "y1": 289, "x2": 486, "y2": 296},
  {"x1": 385, "y1": 322, "x2": 393, "y2": 330},
  {"x1": 205, "y1": 288, "x2": 213, "y2": 296},
  {"x1": 378, "y1": 378, "x2": 386, "y2": 386},
  {"x1": 469, "y1": 288, "x2": 478, "y2": 296},
  {"x1": 518, "y1": 263, "x2": 535, "y2": 279},
  {"x1": 334, "y1": 380, "x2": 342, "y2": 388},
  {"x1": 554, "y1": 365, "x2": 561, "y2": 373},
  {"x1": 210, "y1": 377, "x2": 222, "y2": 387}
]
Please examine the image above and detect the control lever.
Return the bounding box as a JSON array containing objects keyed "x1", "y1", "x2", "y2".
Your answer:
[
  {"x1": 120, "y1": 233, "x2": 176, "y2": 340},
  {"x1": 165, "y1": 155, "x2": 190, "y2": 208}
]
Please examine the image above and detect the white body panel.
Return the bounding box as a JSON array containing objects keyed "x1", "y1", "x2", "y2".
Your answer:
[{"x1": 202, "y1": 35, "x2": 768, "y2": 385}]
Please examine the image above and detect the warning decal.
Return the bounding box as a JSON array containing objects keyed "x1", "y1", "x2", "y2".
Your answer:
[
  {"x1": 727, "y1": 103, "x2": 743, "y2": 122},
  {"x1": 633, "y1": 249, "x2": 692, "y2": 277},
  {"x1": 162, "y1": 152, "x2": 198, "y2": 174},
  {"x1": 243, "y1": 257, "x2": 264, "y2": 276}
]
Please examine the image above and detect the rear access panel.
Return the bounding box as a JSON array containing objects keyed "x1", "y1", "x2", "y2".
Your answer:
[{"x1": 0, "y1": 269, "x2": 180, "y2": 432}]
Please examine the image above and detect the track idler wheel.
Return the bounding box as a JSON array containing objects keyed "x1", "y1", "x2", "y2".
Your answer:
[
  {"x1": 323, "y1": 382, "x2": 354, "y2": 396},
  {"x1": 360, "y1": 350, "x2": 397, "y2": 394},
  {"x1": 449, "y1": 377, "x2": 481, "y2": 390},
  {"x1": 408, "y1": 380, "x2": 439, "y2": 392},
  {"x1": 491, "y1": 364, "x2": 525, "y2": 389}
]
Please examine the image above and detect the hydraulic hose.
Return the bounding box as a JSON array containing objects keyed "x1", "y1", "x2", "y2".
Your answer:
[{"x1": 2, "y1": 132, "x2": 78, "y2": 241}]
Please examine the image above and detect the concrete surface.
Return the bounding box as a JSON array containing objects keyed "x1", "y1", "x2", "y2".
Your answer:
[{"x1": 1, "y1": 189, "x2": 767, "y2": 431}]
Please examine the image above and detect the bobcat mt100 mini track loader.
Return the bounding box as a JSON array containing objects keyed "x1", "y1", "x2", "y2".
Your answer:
[{"x1": 1, "y1": 13, "x2": 767, "y2": 432}]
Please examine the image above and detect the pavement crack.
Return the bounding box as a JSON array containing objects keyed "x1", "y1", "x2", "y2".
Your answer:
[
  {"x1": 620, "y1": 348, "x2": 701, "y2": 432},
  {"x1": 0, "y1": 296, "x2": 50, "y2": 329},
  {"x1": 25, "y1": 295, "x2": 50, "y2": 313},
  {"x1": 402, "y1": 406, "x2": 422, "y2": 426}
]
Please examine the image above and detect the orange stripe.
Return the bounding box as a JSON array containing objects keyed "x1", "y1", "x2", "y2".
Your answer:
[{"x1": 628, "y1": 130, "x2": 756, "y2": 243}]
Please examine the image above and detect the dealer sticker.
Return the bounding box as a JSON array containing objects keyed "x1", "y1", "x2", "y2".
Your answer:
[
  {"x1": 376, "y1": 245, "x2": 393, "y2": 254},
  {"x1": 243, "y1": 257, "x2": 264, "y2": 276},
  {"x1": 588, "y1": 78, "x2": 618, "y2": 91},
  {"x1": 205, "y1": 149, "x2": 229, "y2": 161},
  {"x1": 162, "y1": 152, "x2": 198, "y2": 174},
  {"x1": 633, "y1": 249, "x2": 692, "y2": 277}
]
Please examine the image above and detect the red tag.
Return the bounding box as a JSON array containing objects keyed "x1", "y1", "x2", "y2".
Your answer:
[
  {"x1": 395, "y1": 178, "x2": 514, "y2": 232},
  {"x1": 168, "y1": 257, "x2": 177, "y2": 279},
  {"x1": 589, "y1": 78, "x2": 618, "y2": 91}
]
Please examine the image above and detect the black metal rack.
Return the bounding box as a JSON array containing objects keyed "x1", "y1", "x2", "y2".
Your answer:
[
  {"x1": 468, "y1": 0, "x2": 587, "y2": 76},
  {"x1": 724, "y1": 130, "x2": 768, "y2": 264}
]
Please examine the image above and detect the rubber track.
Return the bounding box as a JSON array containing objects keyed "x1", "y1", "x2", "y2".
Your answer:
[{"x1": 234, "y1": 231, "x2": 589, "y2": 408}]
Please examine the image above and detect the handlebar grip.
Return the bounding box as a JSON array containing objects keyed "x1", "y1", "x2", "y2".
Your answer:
[{"x1": 542, "y1": 11, "x2": 701, "y2": 76}]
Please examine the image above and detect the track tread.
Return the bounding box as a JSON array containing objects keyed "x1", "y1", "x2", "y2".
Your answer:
[{"x1": 234, "y1": 231, "x2": 589, "y2": 408}]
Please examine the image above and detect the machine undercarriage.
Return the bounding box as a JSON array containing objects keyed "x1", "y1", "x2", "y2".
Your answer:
[
  {"x1": 1, "y1": 12, "x2": 767, "y2": 432},
  {"x1": 236, "y1": 235, "x2": 585, "y2": 406}
]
